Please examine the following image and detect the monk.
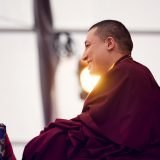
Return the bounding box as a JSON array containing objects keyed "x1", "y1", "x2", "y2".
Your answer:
[{"x1": 22, "y1": 20, "x2": 160, "y2": 160}]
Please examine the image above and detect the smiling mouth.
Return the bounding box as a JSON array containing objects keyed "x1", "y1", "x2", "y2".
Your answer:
[{"x1": 87, "y1": 60, "x2": 92, "y2": 65}]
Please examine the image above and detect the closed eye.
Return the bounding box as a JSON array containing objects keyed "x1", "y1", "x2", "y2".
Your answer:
[
  {"x1": 85, "y1": 44, "x2": 90, "y2": 49},
  {"x1": 85, "y1": 40, "x2": 91, "y2": 49}
]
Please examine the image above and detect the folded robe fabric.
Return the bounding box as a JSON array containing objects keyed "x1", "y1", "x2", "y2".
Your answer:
[
  {"x1": 22, "y1": 55, "x2": 160, "y2": 160},
  {"x1": 0, "y1": 124, "x2": 16, "y2": 160}
]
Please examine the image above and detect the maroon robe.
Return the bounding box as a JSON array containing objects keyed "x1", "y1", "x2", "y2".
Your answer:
[
  {"x1": 5, "y1": 134, "x2": 16, "y2": 160},
  {"x1": 22, "y1": 55, "x2": 160, "y2": 160}
]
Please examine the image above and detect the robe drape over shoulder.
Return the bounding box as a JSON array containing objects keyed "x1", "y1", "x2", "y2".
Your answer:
[{"x1": 22, "y1": 55, "x2": 160, "y2": 160}]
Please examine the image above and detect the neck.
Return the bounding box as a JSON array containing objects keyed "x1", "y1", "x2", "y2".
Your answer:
[
  {"x1": 112, "y1": 53, "x2": 126, "y2": 65},
  {"x1": 108, "y1": 53, "x2": 130, "y2": 71}
]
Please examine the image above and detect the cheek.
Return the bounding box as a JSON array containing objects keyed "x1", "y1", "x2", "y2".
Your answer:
[
  {"x1": 85, "y1": 47, "x2": 93, "y2": 57},
  {"x1": 94, "y1": 48, "x2": 107, "y2": 66}
]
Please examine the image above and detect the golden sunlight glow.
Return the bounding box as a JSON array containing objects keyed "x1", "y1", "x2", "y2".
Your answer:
[{"x1": 80, "y1": 67, "x2": 100, "y2": 93}]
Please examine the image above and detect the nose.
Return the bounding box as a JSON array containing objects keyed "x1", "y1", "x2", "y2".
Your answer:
[{"x1": 81, "y1": 51, "x2": 88, "y2": 62}]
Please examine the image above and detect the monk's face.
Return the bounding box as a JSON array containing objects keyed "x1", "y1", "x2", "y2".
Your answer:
[{"x1": 82, "y1": 27, "x2": 112, "y2": 75}]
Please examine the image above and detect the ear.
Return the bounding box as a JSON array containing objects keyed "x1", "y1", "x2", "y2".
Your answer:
[{"x1": 105, "y1": 37, "x2": 115, "y2": 50}]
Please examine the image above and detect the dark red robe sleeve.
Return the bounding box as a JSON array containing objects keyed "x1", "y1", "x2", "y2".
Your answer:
[{"x1": 22, "y1": 117, "x2": 137, "y2": 160}]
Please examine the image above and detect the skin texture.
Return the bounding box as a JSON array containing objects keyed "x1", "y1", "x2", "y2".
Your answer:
[{"x1": 82, "y1": 27, "x2": 126, "y2": 75}]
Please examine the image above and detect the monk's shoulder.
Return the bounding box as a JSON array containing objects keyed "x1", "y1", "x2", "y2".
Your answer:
[{"x1": 116, "y1": 60, "x2": 152, "y2": 80}]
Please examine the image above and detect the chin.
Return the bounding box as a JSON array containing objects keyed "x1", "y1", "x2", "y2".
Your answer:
[
  {"x1": 89, "y1": 69, "x2": 95, "y2": 75},
  {"x1": 89, "y1": 69, "x2": 100, "y2": 76}
]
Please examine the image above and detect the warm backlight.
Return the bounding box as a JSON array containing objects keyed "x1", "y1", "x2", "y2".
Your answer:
[{"x1": 80, "y1": 67, "x2": 100, "y2": 93}]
